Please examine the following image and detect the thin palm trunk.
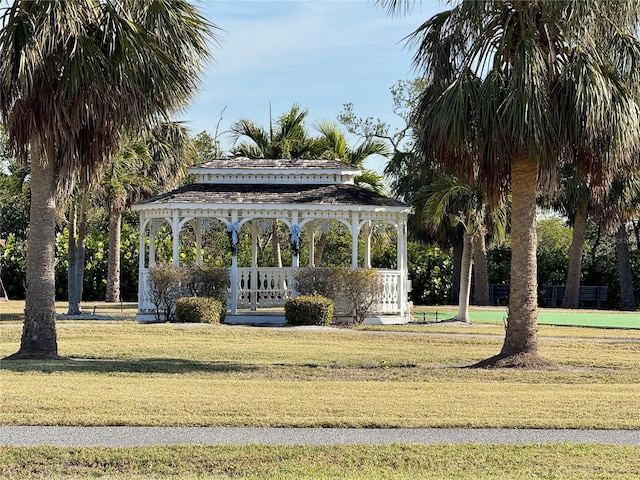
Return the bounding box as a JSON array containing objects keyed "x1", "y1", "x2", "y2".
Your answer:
[
  {"x1": 67, "y1": 193, "x2": 88, "y2": 314},
  {"x1": 562, "y1": 201, "x2": 588, "y2": 309},
  {"x1": 105, "y1": 200, "x2": 123, "y2": 302},
  {"x1": 472, "y1": 228, "x2": 489, "y2": 306},
  {"x1": 616, "y1": 224, "x2": 637, "y2": 311},
  {"x1": 271, "y1": 222, "x2": 282, "y2": 268},
  {"x1": 8, "y1": 155, "x2": 58, "y2": 358},
  {"x1": 501, "y1": 157, "x2": 539, "y2": 356},
  {"x1": 67, "y1": 201, "x2": 79, "y2": 314},
  {"x1": 314, "y1": 232, "x2": 327, "y2": 266},
  {"x1": 456, "y1": 231, "x2": 472, "y2": 322},
  {"x1": 450, "y1": 238, "x2": 463, "y2": 305}
]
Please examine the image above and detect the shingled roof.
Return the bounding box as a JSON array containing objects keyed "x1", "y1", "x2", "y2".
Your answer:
[{"x1": 136, "y1": 183, "x2": 408, "y2": 208}]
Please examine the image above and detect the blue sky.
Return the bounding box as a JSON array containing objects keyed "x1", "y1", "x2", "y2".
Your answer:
[{"x1": 182, "y1": 0, "x2": 443, "y2": 171}]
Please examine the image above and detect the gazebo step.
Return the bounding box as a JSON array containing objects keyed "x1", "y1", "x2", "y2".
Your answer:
[{"x1": 225, "y1": 312, "x2": 286, "y2": 325}]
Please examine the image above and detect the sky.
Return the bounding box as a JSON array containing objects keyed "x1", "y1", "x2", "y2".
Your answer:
[{"x1": 182, "y1": 0, "x2": 444, "y2": 172}]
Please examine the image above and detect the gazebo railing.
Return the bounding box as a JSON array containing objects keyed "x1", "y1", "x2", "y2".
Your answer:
[
  {"x1": 236, "y1": 267, "x2": 294, "y2": 308},
  {"x1": 138, "y1": 267, "x2": 406, "y2": 315}
]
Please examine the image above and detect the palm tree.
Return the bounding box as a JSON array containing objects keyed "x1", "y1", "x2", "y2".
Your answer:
[
  {"x1": 382, "y1": 0, "x2": 640, "y2": 367},
  {"x1": 102, "y1": 122, "x2": 195, "y2": 303},
  {"x1": 591, "y1": 170, "x2": 640, "y2": 311},
  {"x1": 542, "y1": 164, "x2": 592, "y2": 309},
  {"x1": 416, "y1": 174, "x2": 494, "y2": 322},
  {"x1": 0, "y1": 0, "x2": 215, "y2": 359},
  {"x1": 231, "y1": 104, "x2": 325, "y2": 267},
  {"x1": 312, "y1": 121, "x2": 389, "y2": 265}
]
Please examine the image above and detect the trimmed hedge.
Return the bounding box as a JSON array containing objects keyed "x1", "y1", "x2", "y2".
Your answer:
[
  {"x1": 284, "y1": 295, "x2": 334, "y2": 326},
  {"x1": 175, "y1": 297, "x2": 225, "y2": 324}
]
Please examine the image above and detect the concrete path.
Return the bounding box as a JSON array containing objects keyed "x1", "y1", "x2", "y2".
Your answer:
[{"x1": 1, "y1": 427, "x2": 639, "y2": 447}]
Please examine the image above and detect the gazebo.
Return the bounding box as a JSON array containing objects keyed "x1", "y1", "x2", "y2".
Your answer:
[{"x1": 132, "y1": 158, "x2": 412, "y2": 324}]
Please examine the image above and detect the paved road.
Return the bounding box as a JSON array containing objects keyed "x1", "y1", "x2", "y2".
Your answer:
[{"x1": 1, "y1": 427, "x2": 639, "y2": 447}]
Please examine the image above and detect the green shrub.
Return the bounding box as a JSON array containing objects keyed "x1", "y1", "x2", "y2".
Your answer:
[
  {"x1": 330, "y1": 268, "x2": 383, "y2": 324},
  {"x1": 185, "y1": 264, "x2": 230, "y2": 306},
  {"x1": 147, "y1": 264, "x2": 188, "y2": 322},
  {"x1": 294, "y1": 267, "x2": 333, "y2": 297},
  {"x1": 175, "y1": 297, "x2": 225, "y2": 323},
  {"x1": 284, "y1": 295, "x2": 334, "y2": 326}
]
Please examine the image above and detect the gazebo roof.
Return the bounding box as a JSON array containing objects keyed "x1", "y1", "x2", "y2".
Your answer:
[{"x1": 134, "y1": 182, "x2": 409, "y2": 210}]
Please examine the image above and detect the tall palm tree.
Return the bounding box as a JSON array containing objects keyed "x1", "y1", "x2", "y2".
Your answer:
[
  {"x1": 102, "y1": 122, "x2": 195, "y2": 303},
  {"x1": 542, "y1": 164, "x2": 592, "y2": 309},
  {"x1": 382, "y1": 0, "x2": 640, "y2": 367},
  {"x1": 591, "y1": 170, "x2": 640, "y2": 311},
  {"x1": 0, "y1": 0, "x2": 215, "y2": 359},
  {"x1": 231, "y1": 104, "x2": 324, "y2": 160},
  {"x1": 312, "y1": 121, "x2": 389, "y2": 265},
  {"x1": 230, "y1": 104, "x2": 325, "y2": 267}
]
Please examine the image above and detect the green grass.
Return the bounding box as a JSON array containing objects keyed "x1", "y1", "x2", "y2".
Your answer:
[
  {"x1": 2, "y1": 444, "x2": 640, "y2": 479},
  {"x1": 2, "y1": 322, "x2": 640, "y2": 428},
  {"x1": 2, "y1": 308, "x2": 640, "y2": 479}
]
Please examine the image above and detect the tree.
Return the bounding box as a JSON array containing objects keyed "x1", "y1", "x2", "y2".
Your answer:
[
  {"x1": 416, "y1": 174, "x2": 495, "y2": 322},
  {"x1": 102, "y1": 122, "x2": 195, "y2": 303},
  {"x1": 541, "y1": 164, "x2": 592, "y2": 308},
  {"x1": 312, "y1": 120, "x2": 390, "y2": 265},
  {"x1": 382, "y1": 0, "x2": 640, "y2": 367},
  {"x1": 0, "y1": 0, "x2": 216, "y2": 359}
]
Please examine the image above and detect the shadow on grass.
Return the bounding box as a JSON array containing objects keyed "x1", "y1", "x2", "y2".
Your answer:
[{"x1": 0, "y1": 357, "x2": 259, "y2": 375}]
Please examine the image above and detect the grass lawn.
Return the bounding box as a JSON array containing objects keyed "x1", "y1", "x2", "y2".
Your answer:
[
  {"x1": 2, "y1": 444, "x2": 640, "y2": 479},
  {"x1": 1, "y1": 302, "x2": 639, "y2": 479}
]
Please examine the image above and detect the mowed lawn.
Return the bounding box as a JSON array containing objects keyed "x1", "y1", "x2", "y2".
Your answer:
[
  {"x1": 1, "y1": 318, "x2": 639, "y2": 429},
  {"x1": 1, "y1": 303, "x2": 640, "y2": 479}
]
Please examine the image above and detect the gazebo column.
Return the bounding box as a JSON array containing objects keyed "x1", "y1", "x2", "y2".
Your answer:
[
  {"x1": 250, "y1": 220, "x2": 258, "y2": 311},
  {"x1": 148, "y1": 220, "x2": 159, "y2": 267},
  {"x1": 290, "y1": 213, "x2": 301, "y2": 297},
  {"x1": 363, "y1": 221, "x2": 372, "y2": 269},
  {"x1": 171, "y1": 211, "x2": 180, "y2": 267},
  {"x1": 307, "y1": 221, "x2": 315, "y2": 267},
  {"x1": 228, "y1": 212, "x2": 239, "y2": 315},
  {"x1": 351, "y1": 212, "x2": 360, "y2": 268},
  {"x1": 194, "y1": 219, "x2": 203, "y2": 266}
]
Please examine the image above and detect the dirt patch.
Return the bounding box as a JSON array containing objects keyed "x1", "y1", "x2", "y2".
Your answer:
[{"x1": 470, "y1": 352, "x2": 561, "y2": 370}]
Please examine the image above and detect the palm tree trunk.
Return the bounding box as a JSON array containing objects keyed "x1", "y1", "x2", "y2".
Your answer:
[
  {"x1": 105, "y1": 200, "x2": 123, "y2": 302},
  {"x1": 271, "y1": 221, "x2": 282, "y2": 268},
  {"x1": 67, "y1": 194, "x2": 88, "y2": 314},
  {"x1": 314, "y1": 232, "x2": 327, "y2": 266},
  {"x1": 501, "y1": 157, "x2": 539, "y2": 356},
  {"x1": 616, "y1": 223, "x2": 637, "y2": 311},
  {"x1": 450, "y1": 237, "x2": 463, "y2": 305},
  {"x1": 562, "y1": 201, "x2": 588, "y2": 309},
  {"x1": 472, "y1": 227, "x2": 489, "y2": 306},
  {"x1": 6, "y1": 156, "x2": 58, "y2": 359},
  {"x1": 67, "y1": 200, "x2": 79, "y2": 314},
  {"x1": 456, "y1": 231, "x2": 473, "y2": 322}
]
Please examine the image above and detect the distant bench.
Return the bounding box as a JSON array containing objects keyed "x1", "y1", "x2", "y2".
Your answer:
[
  {"x1": 543, "y1": 285, "x2": 608, "y2": 309},
  {"x1": 488, "y1": 284, "x2": 510, "y2": 306}
]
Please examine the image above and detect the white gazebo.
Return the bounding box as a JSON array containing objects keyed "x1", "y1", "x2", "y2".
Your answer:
[{"x1": 132, "y1": 158, "x2": 412, "y2": 324}]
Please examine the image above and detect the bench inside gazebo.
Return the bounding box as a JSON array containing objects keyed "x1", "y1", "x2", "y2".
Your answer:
[{"x1": 132, "y1": 158, "x2": 412, "y2": 324}]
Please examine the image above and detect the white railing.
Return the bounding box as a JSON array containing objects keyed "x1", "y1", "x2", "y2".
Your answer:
[
  {"x1": 371, "y1": 269, "x2": 404, "y2": 314},
  {"x1": 138, "y1": 267, "x2": 406, "y2": 315},
  {"x1": 236, "y1": 267, "x2": 295, "y2": 308}
]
